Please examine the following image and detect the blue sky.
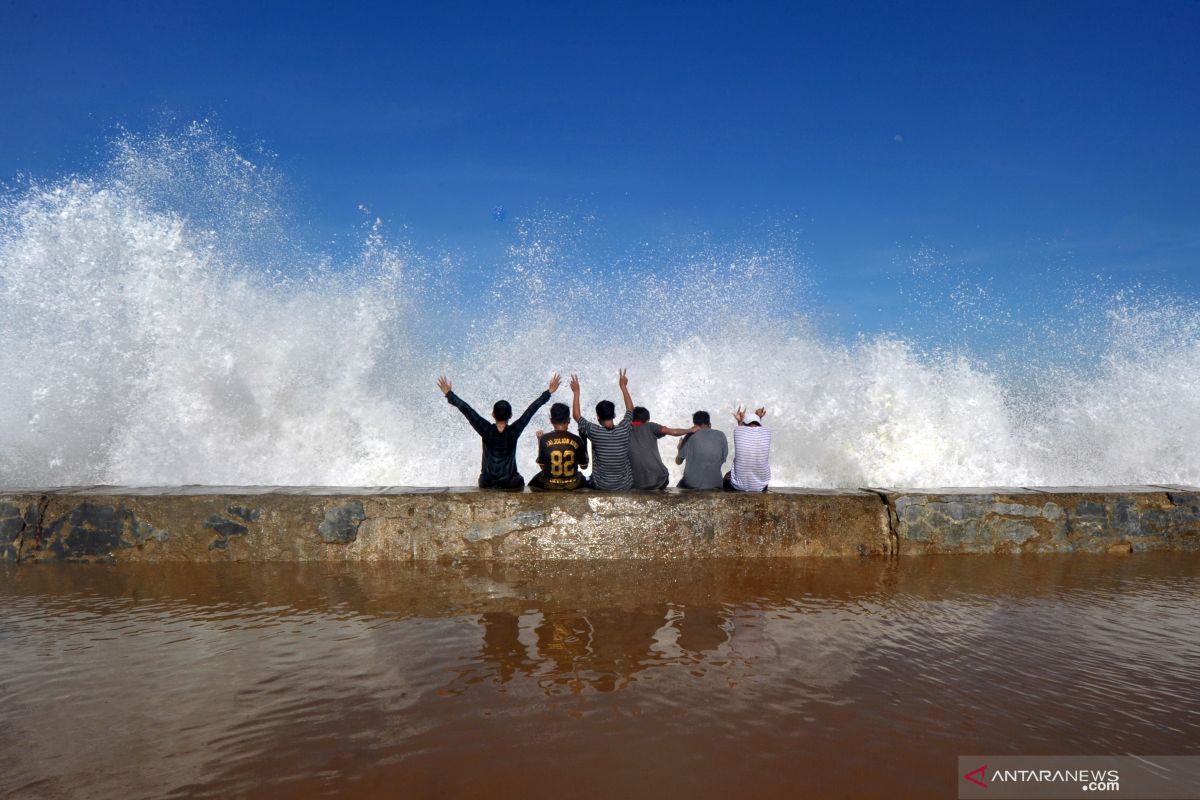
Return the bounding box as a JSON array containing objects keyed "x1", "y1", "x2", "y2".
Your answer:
[{"x1": 2, "y1": 0, "x2": 1198, "y2": 345}]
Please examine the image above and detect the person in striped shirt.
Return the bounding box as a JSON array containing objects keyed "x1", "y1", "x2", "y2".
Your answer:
[
  {"x1": 724, "y1": 405, "x2": 772, "y2": 492},
  {"x1": 571, "y1": 369, "x2": 635, "y2": 491}
]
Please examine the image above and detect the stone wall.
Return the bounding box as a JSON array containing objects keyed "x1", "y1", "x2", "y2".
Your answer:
[
  {"x1": 0, "y1": 485, "x2": 1197, "y2": 563},
  {"x1": 883, "y1": 486, "x2": 1200, "y2": 555}
]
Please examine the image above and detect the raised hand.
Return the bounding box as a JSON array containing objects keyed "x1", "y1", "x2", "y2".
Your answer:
[
  {"x1": 548, "y1": 372, "x2": 561, "y2": 393},
  {"x1": 618, "y1": 368, "x2": 629, "y2": 389},
  {"x1": 535, "y1": 429, "x2": 544, "y2": 439},
  {"x1": 437, "y1": 375, "x2": 452, "y2": 396},
  {"x1": 733, "y1": 405, "x2": 746, "y2": 424},
  {"x1": 570, "y1": 373, "x2": 581, "y2": 394},
  {"x1": 755, "y1": 407, "x2": 767, "y2": 420}
]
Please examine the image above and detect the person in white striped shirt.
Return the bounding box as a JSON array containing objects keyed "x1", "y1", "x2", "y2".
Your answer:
[{"x1": 724, "y1": 405, "x2": 771, "y2": 492}]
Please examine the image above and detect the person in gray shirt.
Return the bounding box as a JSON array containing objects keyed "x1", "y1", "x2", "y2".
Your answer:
[
  {"x1": 674, "y1": 411, "x2": 728, "y2": 490},
  {"x1": 629, "y1": 406, "x2": 696, "y2": 490}
]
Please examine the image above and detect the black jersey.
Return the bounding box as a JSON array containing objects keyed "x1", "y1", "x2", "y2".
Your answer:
[
  {"x1": 535, "y1": 430, "x2": 588, "y2": 489},
  {"x1": 446, "y1": 390, "x2": 551, "y2": 489}
]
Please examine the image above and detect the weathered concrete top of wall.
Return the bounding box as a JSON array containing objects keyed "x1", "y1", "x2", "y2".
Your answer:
[{"x1": 1, "y1": 485, "x2": 1198, "y2": 562}]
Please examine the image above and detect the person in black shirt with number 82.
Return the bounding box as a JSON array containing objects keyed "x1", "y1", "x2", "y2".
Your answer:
[{"x1": 529, "y1": 402, "x2": 589, "y2": 490}]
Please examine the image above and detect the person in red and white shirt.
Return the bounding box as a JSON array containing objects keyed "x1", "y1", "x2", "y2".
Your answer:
[{"x1": 724, "y1": 405, "x2": 771, "y2": 492}]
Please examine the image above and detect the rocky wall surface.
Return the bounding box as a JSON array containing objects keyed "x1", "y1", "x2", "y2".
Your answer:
[
  {"x1": 881, "y1": 486, "x2": 1200, "y2": 555},
  {"x1": 1, "y1": 487, "x2": 890, "y2": 563},
  {"x1": 0, "y1": 485, "x2": 1196, "y2": 563}
]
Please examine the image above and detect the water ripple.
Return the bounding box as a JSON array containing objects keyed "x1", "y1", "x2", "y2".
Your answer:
[{"x1": 1, "y1": 556, "x2": 1197, "y2": 799}]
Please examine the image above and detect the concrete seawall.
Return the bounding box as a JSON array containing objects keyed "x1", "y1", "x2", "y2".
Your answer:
[{"x1": 1, "y1": 485, "x2": 1198, "y2": 563}]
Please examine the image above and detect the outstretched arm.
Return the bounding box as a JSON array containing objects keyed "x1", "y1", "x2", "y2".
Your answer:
[
  {"x1": 618, "y1": 368, "x2": 633, "y2": 412},
  {"x1": 439, "y1": 376, "x2": 491, "y2": 437},
  {"x1": 658, "y1": 424, "x2": 698, "y2": 437},
  {"x1": 509, "y1": 374, "x2": 558, "y2": 437}
]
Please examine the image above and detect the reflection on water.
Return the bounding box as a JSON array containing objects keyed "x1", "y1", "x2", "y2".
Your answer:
[
  {"x1": 1, "y1": 556, "x2": 1198, "y2": 799},
  {"x1": 459, "y1": 605, "x2": 743, "y2": 696}
]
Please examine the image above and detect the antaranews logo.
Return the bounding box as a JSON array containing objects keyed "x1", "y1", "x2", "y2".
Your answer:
[
  {"x1": 963, "y1": 765, "x2": 988, "y2": 789},
  {"x1": 959, "y1": 755, "x2": 1200, "y2": 799},
  {"x1": 963, "y1": 765, "x2": 1119, "y2": 792}
]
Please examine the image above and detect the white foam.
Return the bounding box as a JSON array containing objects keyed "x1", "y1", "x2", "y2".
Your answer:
[{"x1": 1, "y1": 127, "x2": 1197, "y2": 487}]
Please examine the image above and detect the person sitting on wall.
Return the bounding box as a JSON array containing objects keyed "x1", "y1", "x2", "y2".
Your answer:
[
  {"x1": 572, "y1": 369, "x2": 635, "y2": 491},
  {"x1": 724, "y1": 406, "x2": 771, "y2": 492},
  {"x1": 629, "y1": 406, "x2": 696, "y2": 490},
  {"x1": 675, "y1": 410, "x2": 728, "y2": 490},
  {"x1": 530, "y1": 402, "x2": 590, "y2": 490},
  {"x1": 437, "y1": 373, "x2": 558, "y2": 491}
]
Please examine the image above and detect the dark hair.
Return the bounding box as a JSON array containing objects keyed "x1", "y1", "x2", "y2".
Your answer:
[
  {"x1": 596, "y1": 400, "x2": 616, "y2": 421},
  {"x1": 747, "y1": 420, "x2": 761, "y2": 427},
  {"x1": 550, "y1": 402, "x2": 570, "y2": 423},
  {"x1": 692, "y1": 410, "x2": 711, "y2": 426},
  {"x1": 632, "y1": 406, "x2": 650, "y2": 423},
  {"x1": 492, "y1": 400, "x2": 513, "y2": 421}
]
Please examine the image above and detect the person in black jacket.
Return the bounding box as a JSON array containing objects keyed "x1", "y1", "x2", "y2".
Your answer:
[{"x1": 437, "y1": 373, "x2": 560, "y2": 490}]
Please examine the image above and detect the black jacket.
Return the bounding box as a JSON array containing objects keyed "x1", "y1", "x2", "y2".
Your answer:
[{"x1": 446, "y1": 390, "x2": 551, "y2": 488}]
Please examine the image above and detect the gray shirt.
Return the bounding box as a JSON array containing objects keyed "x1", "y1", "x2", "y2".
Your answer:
[
  {"x1": 677, "y1": 427, "x2": 728, "y2": 490},
  {"x1": 629, "y1": 422, "x2": 670, "y2": 490}
]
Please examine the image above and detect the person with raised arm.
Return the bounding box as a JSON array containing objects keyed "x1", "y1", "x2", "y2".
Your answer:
[
  {"x1": 571, "y1": 369, "x2": 635, "y2": 491},
  {"x1": 674, "y1": 410, "x2": 728, "y2": 490},
  {"x1": 724, "y1": 405, "x2": 772, "y2": 492},
  {"x1": 629, "y1": 406, "x2": 697, "y2": 490},
  {"x1": 437, "y1": 373, "x2": 559, "y2": 491},
  {"x1": 529, "y1": 402, "x2": 589, "y2": 490}
]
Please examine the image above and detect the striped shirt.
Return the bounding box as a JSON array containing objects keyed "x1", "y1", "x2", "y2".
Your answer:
[
  {"x1": 730, "y1": 425, "x2": 772, "y2": 491},
  {"x1": 577, "y1": 410, "x2": 634, "y2": 490}
]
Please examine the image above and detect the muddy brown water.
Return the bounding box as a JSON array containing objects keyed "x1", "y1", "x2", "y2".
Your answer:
[{"x1": 2, "y1": 555, "x2": 1198, "y2": 799}]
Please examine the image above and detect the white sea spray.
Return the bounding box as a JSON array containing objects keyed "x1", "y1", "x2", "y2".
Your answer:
[{"x1": 1, "y1": 125, "x2": 1197, "y2": 488}]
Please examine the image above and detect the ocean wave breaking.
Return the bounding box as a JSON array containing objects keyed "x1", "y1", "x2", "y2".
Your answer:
[{"x1": 2, "y1": 125, "x2": 1197, "y2": 487}]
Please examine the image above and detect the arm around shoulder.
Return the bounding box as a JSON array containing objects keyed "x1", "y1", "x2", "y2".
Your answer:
[{"x1": 658, "y1": 424, "x2": 695, "y2": 437}]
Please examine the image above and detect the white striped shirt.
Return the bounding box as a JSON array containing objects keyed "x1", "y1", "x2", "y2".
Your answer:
[
  {"x1": 577, "y1": 411, "x2": 634, "y2": 490},
  {"x1": 730, "y1": 425, "x2": 772, "y2": 491}
]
